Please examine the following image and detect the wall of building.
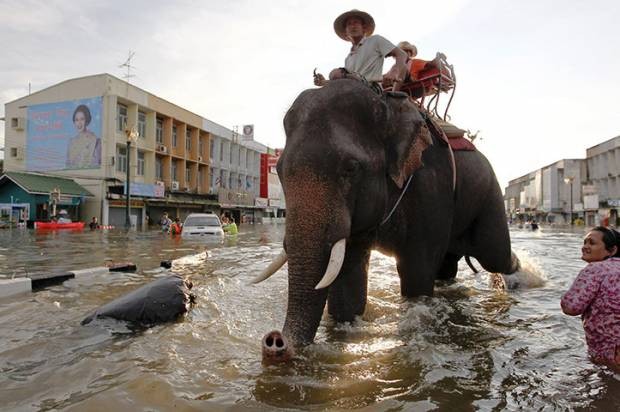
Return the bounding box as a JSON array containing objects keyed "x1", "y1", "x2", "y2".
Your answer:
[
  {"x1": 505, "y1": 136, "x2": 619, "y2": 224},
  {"x1": 3, "y1": 73, "x2": 281, "y2": 227}
]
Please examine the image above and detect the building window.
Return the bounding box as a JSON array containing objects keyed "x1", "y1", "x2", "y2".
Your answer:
[
  {"x1": 199, "y1": 138, "x2": 204, "y2": 157},
  {"x1": 229, "y1": 172, "x2": 235, "y2": 189},
  {"x1": 138, "y1": 111, "x2": 146, "y2": 138},
  {"x1": 172, "y1": 125, "x2": 178, "y2": 147},
  {"x1": 172, "y1": 161, "x2": 177, "y2": 181},
  {"x1": 137, "y1": 151, "x2": 145, "y2": 176},
  {"x1": 116, "y1": 146, "x2": 127, "y2": 173},
  {"x1": 156, "y1": 157, "x2": 163, "y2": 180},
  {"x1": 156, "y1": 118, "x2": 163, "y2": 144},
  {"x1": 198, "y1": 168, "x2": 203, "y2": 187},
  {"x1": 220, "y1": 169, "x2": 226, "y2": 189},
  {"x1": 220, "y1": 141, "x2": 225, "y2": 162},
  {"x1": 210, "y1": 167, "x2": 215, "y2": 188},
  {"x1": 186, "y1": 128, "x2": 191, "y2": 151},
  {"x1": 230, "y1": 144, "x2": 235, "y2": 164},
  {"x1": 10, "y1": 147, "x2": 17, "y2": 157},
  {"x1": 209, "y1": 139, "x2": 214, "y2": 159},
  {"x1": 186, "y1": 167, "x2": 191, "y2": 184},
  {"x1": 117, "y1": 104, "x2": 127, "y2": 132}
]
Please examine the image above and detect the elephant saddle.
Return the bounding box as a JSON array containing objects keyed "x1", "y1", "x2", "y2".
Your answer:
[
  {"x1": 426, "y1": 115, "x2": 476, "y2": 152},
  {"x1": 399, "y1": 53, "x2": 456, "y2": 99}
]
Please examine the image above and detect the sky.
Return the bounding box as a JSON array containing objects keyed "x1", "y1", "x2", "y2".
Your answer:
[{"x1": 1, "y1": 0, "x2": 619, "y2": 190}]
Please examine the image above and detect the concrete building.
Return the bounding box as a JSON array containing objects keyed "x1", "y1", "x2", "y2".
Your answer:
[
  {"x1": 505, "y1": 134, "x2": 620, "y2": 226},
  {"x1": 585, "y1": 135, "x2": 620, "y2": 225},
  {"x1": 2, "y1": 73, "x2": 274, "y2": 227},
  {"x1": 505, "y1": 159, "x2": 586, "y2": 224}
]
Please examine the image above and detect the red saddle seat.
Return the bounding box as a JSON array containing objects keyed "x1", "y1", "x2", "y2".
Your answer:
[{"x1": 399, "y1": 53, "x2": 455, "y2": 98}]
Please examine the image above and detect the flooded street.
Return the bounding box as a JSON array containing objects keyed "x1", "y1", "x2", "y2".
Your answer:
[{"x1": 1, "y1": 224, "x2": 619, "y2": 411}]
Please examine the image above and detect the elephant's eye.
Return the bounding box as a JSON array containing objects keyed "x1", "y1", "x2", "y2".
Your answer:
[{"x1": 341, "y1": 159, "x2": 360, "y2": 177}]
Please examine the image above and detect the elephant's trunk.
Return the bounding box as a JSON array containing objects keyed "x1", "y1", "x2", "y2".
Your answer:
[
  {"x1": 282, "y1": 247, "x2": 331, "y2": 346},
  {"x1": 261, "y1": 167, "x2": 350, "y2": 364},
  {"x1": 262, "y1": 330, "x2": 293, "y2": 364}
]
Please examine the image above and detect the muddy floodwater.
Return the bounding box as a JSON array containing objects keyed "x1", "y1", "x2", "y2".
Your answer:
[{"x1": 1, "y1": 225, "x2": 619, "y2": 411}]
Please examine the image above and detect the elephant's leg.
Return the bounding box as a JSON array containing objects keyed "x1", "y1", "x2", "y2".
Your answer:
[
  {"x1": 435, "y1": 252, "x2": 462, "y2": 281},
  {"x1": 327, "y1": 239, "x2": 371, "y2": 322},
  {"x1": 397, "y1": 243, "x2": 447, "y2": 297}
]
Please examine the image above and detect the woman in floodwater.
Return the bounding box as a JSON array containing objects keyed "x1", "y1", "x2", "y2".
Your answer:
[{"x1": 561, "y1": 226, "x2": 620, "y2": 367}]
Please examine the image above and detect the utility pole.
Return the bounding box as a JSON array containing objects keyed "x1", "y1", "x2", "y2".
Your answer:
[{"x1": 564, "y1": 177, "x2": 574, "y2": 225}]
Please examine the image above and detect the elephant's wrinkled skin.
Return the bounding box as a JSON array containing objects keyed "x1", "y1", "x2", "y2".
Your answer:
[{"x1": 262, "y1": 80, "x2": 519, "y2": 362}]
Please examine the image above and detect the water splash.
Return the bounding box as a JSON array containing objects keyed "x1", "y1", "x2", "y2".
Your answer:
[{"x1": 490, "y1": 250, "x2": 547, "y2": 291}]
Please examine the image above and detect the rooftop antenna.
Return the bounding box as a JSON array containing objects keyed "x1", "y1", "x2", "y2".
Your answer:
[{"x1": 119, "y1": 50, "x2": 136, "y2": 83}]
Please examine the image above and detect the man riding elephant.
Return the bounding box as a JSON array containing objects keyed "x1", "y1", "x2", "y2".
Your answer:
[
  {"x1": 314, "y1": 9, "x2": 408, "y2": 93},
  {"x1": 254, "y1": 79, "x2": 520, "y2": 364}
]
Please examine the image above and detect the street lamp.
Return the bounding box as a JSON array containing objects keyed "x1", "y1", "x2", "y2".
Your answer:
[
  {"x1": 564, "y1": 177, "x2": 574, "y2": 225},
  {"x1": 125, "y1": 126, "x2": 139, "y2": 229}
]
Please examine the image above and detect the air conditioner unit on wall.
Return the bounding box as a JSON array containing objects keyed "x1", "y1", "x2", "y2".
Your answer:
[
  {"x1": 15, "y1": 147, "x2": 24, "y2": 160},
  {"x1": 198, "y1": 156, "x2": 203, "y2": 162},
  {"x1": 157, "y1": 144, "x2": 167, "y2": 153},
  {"x1": 155, "y1": 180, "x2": 165, "y2": 187},
  {"x1": 11, "y1": 117, "x2": 25, "y2": 131},
  {"x1": 171, "y1": 181, "x2": 180, "y2": 190}
]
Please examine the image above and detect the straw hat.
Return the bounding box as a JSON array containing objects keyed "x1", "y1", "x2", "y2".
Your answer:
[
  {"x1": 333, "y1": 9, "x2": 375, "y2": 41},
  {"x1": 397, "y1": 41, "x2": 418, "y2": 58}
]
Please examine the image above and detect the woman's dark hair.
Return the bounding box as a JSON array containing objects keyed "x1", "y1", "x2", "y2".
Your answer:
[
  {"x1": 73, "y1": 104, "x2": 91, "y2": 125},
  {"x1": 592, "y1": 226, "x2": 620, "y2": 257}
]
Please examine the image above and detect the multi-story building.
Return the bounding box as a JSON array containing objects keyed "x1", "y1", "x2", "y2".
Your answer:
[
  {"x1": 505, "y1": 159, "x2": 586, "y2": 224},
  {"x1": 505, "y1": 135, "x2": 620, "y2": 226},
  {"x1": 585, "y1": 135, "x2": 620, "y2": 225},
  {"x1": 1, "y1": 73, "x2": 272, "y2": 227}
]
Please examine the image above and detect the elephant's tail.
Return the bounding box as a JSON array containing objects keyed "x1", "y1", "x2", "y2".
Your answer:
[{"x1": 465, "y1": 255, "x2": 479, "y2": 274}]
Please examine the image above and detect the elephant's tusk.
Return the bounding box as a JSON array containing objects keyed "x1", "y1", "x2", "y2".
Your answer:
[
  {"x1": 314, "y1": 238, "x2": 346, "y2": 290},
  {"x1": 249, "y1": 250, "x2": 288, "y2": 284}
]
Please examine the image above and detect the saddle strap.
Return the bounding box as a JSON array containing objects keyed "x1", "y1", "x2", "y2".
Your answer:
[{"x1": 423, "y1": 115, "x2": 457, "y2": 192}]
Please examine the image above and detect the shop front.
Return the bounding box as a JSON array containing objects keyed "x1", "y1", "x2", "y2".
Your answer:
[{"x1": 0, "y1": 171, "x2": 92, "y2": 227}]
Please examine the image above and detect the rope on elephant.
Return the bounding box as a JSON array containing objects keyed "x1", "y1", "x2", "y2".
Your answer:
[
  {"x1": 379, "y1": 110, "x2": 457, "y2": 227},
  {"x1": 380, "y1": 173, "x2": 415, "y2": 226},
  {"x1": 421, "y1": 111, "x2": 457, "y2": 191}
]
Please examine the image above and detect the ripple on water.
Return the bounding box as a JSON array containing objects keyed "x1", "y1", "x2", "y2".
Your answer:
[{"x1": 1, "y1": 226, "x2": 619, "y2": 410}]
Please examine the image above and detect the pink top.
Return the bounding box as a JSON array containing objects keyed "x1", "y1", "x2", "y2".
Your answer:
[{"x1": 561, "y1": 257, "x2": 620, "y2": 363}]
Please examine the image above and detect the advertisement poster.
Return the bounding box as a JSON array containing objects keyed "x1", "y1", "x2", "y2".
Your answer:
[{"x1": 26, "y1": 97, "x2": 103, "y2": 171}]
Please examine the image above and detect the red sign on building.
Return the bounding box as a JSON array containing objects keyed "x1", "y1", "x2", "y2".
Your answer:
[{"x1": 260, "y1": 149, "x2": 283, "y2": 199}]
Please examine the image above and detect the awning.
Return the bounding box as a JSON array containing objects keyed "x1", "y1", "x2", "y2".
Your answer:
[
  {"x1": 0, "y1": 171, "x2": 93, "y2": 197},
  {"x1": 146, "y1": 195, "x2": 220, "y2": 207}
]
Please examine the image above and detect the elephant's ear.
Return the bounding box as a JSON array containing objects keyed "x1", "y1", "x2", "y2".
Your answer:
[{"x1": 385, "y1": 99, "x2": 433, "y2": 188}]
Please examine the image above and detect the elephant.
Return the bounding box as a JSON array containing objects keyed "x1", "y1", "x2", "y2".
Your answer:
[{"x1": 255, "y1": 79, "x2": 520, "y2": 363}]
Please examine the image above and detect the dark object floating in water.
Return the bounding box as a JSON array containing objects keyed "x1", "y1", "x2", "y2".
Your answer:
[
  {"x1": 160, "y1": 260, "x2": 172, "y2": 269},
  {"x1": 108, "y1": 262, "x2": 137, "y2": 272},
  {"x1": 81, "y1": 275, "x2": 194, "y2": 326}
]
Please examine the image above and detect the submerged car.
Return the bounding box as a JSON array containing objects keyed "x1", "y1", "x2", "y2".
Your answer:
[{"x1": 181, "y1": 213, "x2": 224, "y2": 238}]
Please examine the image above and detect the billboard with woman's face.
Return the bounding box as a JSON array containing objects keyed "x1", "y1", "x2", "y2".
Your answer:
[{"x1": 26, "y1": 97, "x2": 103, "y2": 171}]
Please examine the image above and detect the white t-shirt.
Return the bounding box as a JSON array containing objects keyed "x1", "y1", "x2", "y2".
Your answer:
[{"x1": 344, "y1": 34, "x2": 396, "y2": 82}]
